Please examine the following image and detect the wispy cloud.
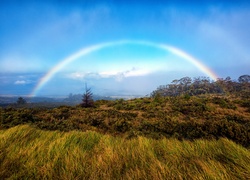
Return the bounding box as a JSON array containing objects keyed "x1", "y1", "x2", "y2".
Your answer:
[
  {"x1": 14, "y1": 80, "x2": 28, "y2": 85},
  {"x1": 67, "y1": 72, "x2": 100, "y2": 80},
  {"x1": 67, "y1": 67, "x2": 152, "y2": 82},
  {"x1": 11, "y1": 74, "x2": 38, "y2": 86},
  {"x1": 161, "y1": 5, "x2": 250, "y2": 67},
  {"x1": 100, "y1": 68, "x2": 151, "y2": 81},
  {"x1": 197, "y1": 8, "x2": 250, "y2": 64}
]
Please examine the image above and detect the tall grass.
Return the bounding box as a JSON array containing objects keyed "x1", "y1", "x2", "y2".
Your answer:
[{"x1": 0, "y1": 125, "x2": 249, "y2": 179}]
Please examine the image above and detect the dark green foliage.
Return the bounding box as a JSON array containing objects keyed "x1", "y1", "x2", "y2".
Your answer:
[
  {"x1": 238, "y1": 74, "x2": 250, "y2": 83},
  {"x1": 52, "y1": 106, "x2": 71, "y2": 120},
  {"x1": 113, "y1": 119, "x2": 131, "y2": 132},
  {"x1": 171, "y1": 97, "x2": 209, "y2": 116},
  {"x1": 211, "y1": 97, "x2": 237, "y2": 110},
  {"x1": 152, "y1": 75, "x2": 250, "y2": 97},
  {"x1": 81, "y1": 85, "x2": 94, "y2": 108},
  {"x1": 0, "y1": 108, "x2": 36, "y2": 128},
  {"x1": 16, "y1": 97, "x2": 27, "y2": 105},
  {"x1": 237, "y1": 99, "x2": 250, "y2": 113}
]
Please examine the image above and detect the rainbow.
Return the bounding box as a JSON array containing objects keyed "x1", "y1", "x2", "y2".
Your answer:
[{"x1": 30, "y1": 40, "x2": 218, "y2": 96}]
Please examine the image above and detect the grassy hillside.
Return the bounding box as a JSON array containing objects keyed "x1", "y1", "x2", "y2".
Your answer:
[
  {"x1": 1, "y1": 95, "x2": 250, "y2": 147},
  {"x1": 1, "y1": 88, "x2": 250, "y2": 179},
  {"x1": 0, "y1": 125, "x2": 249, "y2": 179}
]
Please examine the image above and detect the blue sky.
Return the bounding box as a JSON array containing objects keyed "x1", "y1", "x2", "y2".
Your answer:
[{"x1": 0, "y1": 0, "x2": 250, "y2": 96}]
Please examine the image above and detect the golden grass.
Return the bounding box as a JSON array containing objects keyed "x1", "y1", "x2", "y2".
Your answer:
[{"x1": 0, "y1": 125, "x2": 249, "y2": 179}]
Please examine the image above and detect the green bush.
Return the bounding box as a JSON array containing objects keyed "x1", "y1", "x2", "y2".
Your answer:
[{"x1": 211, "y1": 97, "x2": 237, "y2": 110}]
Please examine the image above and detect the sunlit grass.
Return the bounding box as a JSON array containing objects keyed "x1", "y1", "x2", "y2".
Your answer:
[{"x1": 0, "y1": 125, "x2": 249, "y2": 179}]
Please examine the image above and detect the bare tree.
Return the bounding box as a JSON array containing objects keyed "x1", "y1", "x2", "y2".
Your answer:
[{"x1": 81, "y1": 84, "x2": 94, "y2": 108}]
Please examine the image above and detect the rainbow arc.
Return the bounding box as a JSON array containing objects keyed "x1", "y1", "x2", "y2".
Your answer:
[{"x1": 30, "y1": 40, "x2": 218, "y2": 96}]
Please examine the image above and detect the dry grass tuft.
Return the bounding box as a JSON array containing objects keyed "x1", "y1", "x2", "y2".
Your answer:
[{"x1": 0, "y1": 125, "x2": 249, "y2": 179}]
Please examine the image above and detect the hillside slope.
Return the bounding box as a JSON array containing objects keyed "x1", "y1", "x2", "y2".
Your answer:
[
  {"x1": 1, "y1": 94, "x2": 249, "y2": 147},
  {"x1": 0, "y1": 125, "x2": 249, "y2": 179}
]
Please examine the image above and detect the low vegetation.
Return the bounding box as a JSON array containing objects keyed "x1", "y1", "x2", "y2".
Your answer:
[
  {"x1": 1, "y1": 94, "x2": 249, "y2": 147},
  {"x1": 0, "y1": 75, "x2": 249, "y2": 179},
  {"x1": 0, "y1": 125, "x2": 249, "y2": 179}
]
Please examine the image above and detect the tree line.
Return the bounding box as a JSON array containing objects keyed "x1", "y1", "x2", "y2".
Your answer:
[{"x1": 151, "y1": 75, "x2": 250, "y2": 97}]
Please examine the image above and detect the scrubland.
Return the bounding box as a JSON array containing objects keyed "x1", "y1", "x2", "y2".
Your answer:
[{"x1": 1, "y1": 76, "x2": 250, "y2": 179}]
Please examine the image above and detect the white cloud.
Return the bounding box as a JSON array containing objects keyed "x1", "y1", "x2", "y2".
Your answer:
[
  {"x1": 14, "y1": 76, "x2": 34, "y2": 85},
  {"x1": 14, "y1": 80, "x2": 28, "y2": 85},
  {"x1": 67, "y1": 72, "x2": 86, "y2": 79},
  {"x1": 67, "y1": 67, "x2": 152, "y2": 82},
  {"x1": 124, "y1": 68, "x2": 150, "y2": 77},
  {"x1": 100, "y1": 68, "x2": 151, "y2": 81},
  {"x1": 67, "y1": 72, "x2": 100, "y2": 80}
]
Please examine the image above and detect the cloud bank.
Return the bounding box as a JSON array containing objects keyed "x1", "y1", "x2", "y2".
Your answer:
[{"x1": 67, "y1": 67, "x2": 152, "y2": 82}]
